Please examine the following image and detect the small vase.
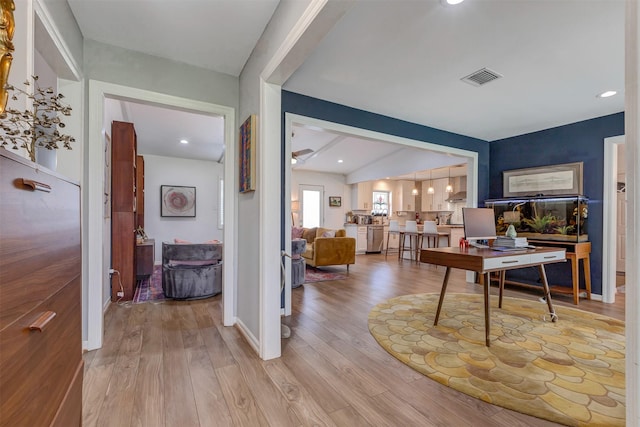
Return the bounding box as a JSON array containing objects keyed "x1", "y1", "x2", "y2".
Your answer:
[{"x1": 505, "y1": 224, "x2": 517, "y2": 238}]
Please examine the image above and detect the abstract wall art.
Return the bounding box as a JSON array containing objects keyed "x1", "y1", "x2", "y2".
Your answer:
[{"x1": 161, "y1": 185, "x2": 196, "y2": 217}]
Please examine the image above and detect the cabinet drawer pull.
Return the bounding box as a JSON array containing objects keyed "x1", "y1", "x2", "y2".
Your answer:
[
  {"x1": 21, "y1": 179, "x2": 52, "y2": 192},
  {"x1": 29, "y1": 311, "x2": 57, "y2": 332},
  {"x1": 544, "y1": 255, "x2": 558, "y2": 259},
  {"x1": 501, "y1": 260, "x2": 520, "y2": 264}
]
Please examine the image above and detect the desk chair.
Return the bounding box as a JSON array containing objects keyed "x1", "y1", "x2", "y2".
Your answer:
[{"x1": 385, "y1": 220, "x2": 400, "y2": 260}]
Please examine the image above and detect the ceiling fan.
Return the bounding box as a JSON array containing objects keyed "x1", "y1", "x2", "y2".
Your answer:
[{"x1": 291, "y1": 148, "x2": 313, "y2": 165}]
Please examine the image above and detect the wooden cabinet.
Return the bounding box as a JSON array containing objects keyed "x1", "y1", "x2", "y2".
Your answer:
[
  {"x1": 136, "y1": 155, "x2": 145, "y2": 229},
  {"x1": 136, "y1": 238, "x2": 155, "y2": 277},
  {"x1": 111, "y1": 121, "x2": 140, "y2": 301},
  {"x1": 0, "y1": 149, "x2": 83, "y2": 427}
]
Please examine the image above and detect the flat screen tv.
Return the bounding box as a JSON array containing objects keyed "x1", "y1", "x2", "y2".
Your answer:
[{"x1": 462, "y1": 208, "x2": 497, "y2": 241}]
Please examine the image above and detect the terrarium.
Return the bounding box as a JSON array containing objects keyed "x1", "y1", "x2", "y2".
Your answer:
[{"x1": 485, "y1": 195, "x2": 588, "y2": 242}]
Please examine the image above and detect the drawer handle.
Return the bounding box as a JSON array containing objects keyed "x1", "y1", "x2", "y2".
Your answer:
[
  {"x1": 501, "y1": 260, "x2": 520, "y2": 264},
  {"x1": 21, "y1": 179, "x2": 52, "y2": 192},
  {"x1": 544, "y1": 256, "x2": 558, "y2": 259},
  {"x1": 29, "y1": 311, "x2": 57, "y2": 332}
]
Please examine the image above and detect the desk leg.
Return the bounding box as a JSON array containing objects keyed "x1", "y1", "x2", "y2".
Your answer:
[
  {"x1": 583, "y1": 256, "x2": 592, "y2": 300},
  {"x1": 498, "y1": 270, "x2": 506, "y2": 308},
  {"x1": 538, "y1": 265, "x2": 558, "y2": 322},
  {"x1": 483, "y1": 272, "x2": 491, "y2": 347},
  {"x1": 433, "y1": 267, "x2": 452, "y2": 326}
]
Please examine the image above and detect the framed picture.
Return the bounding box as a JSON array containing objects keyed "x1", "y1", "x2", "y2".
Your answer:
[
  {"x1": 329, "y1": 196, "x2": 342, "y2": 207},
  {"x1": 239, "y1": 114, "x2": 257, "y2": 193},
  {"x1": 161, "y1": 185, "x2": 196, "y2": 217},
  {"x1": 503, "y1": 162, "x2": 583, "y2": 197}
]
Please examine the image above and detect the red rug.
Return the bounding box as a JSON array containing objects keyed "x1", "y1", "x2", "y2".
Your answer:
[
  {"x1": 304, "y1": 266, "x2": 348, "y2": 283},
  {"x1": 134, "y1": 265, "x2": 165, "y2": 303}
]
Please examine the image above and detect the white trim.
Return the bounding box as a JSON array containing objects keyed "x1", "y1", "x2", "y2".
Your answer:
[
  {"x1": 603, "y1": 135, "x2": 625, "y2": 304},
  {"x1": 259, "y1": 80, "x2": 283, "y2": 360},
  {"x1": 86, "y1": 80, "x2": 236, "y2": 350},
  {"x1": 33, "y1": 0, "x2": 83, "y2": 81},
  {"x1": 235, "y1": 317, "x2": 260, "y2": 354},
  {"x1": 261, "y1": 0, "x2": 329, "y2": 83}
]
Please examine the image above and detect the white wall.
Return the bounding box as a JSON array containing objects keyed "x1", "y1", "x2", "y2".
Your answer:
[
  {"x1": 143, "y1": 154, "x2": 223, "y2": 263},
  {"x1": 292, "y1": 170, "x2": 351, "y2": 230}
]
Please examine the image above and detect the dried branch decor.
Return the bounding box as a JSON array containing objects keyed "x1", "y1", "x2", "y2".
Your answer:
[{"x1": 0, "y1": 75, "x2": 74, "y2": 162}]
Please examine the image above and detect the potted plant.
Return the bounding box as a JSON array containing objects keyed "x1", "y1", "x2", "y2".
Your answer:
[{"x1": 0, "y1": 75, "x2": 74, "y2": 162}]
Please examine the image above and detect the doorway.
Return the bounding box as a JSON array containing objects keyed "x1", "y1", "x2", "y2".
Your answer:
[
  {"x1": 85, "y1": 80, "x2": 236, "y2": 351},
  {"x1": 603, "y1": 134, "x2": 626, "y2": 303}
]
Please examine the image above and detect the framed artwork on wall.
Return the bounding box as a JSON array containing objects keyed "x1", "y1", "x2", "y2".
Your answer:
[
  {"x1": 161, "y1": 185, "x2": 196, "y2": 217},
  {"x1": 239, "y1": 114, "x2": 257, "y2": 193},
  {"x1": 503, "y1": 162, "x2": 583, "y2": 197},
  {"x1": 329, "y1": 196, "x2": 342, "y2": 207}
]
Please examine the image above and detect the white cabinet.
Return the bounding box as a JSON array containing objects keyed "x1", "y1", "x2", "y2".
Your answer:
[
  {"x1": 356, "y1": 226, "x2": 368, "y2": 254},
  {"x1": 422, "y1": 178, "x2": 451, "y2": 211},
  {"x1": 384, "y1": 226, "x2": 400, "y2": 250},
  {"x1": 356, "y1": 181, "x2": 373, "y2": 210},
  {"x1": 393, "y1": 180, "x2": 416, "y2": 212},
  {"x1": 439, "y1": 226, "x2": 464, "y2": 247}
]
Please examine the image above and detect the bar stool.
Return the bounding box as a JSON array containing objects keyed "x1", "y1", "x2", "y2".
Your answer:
[
  {"x1": 385, "y1": 220, "x2": 400, "y2": 260},
  {"x1": 400, "y1": 220, "x2": 420, "y2": 263}
]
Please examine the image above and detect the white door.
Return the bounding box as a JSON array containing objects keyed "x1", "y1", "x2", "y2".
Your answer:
[
  {"x1": 616, "y1": 191, "x2": 626, "y2": 272},
  {"x1": 300, "y1": 184, "x2": 324, "y2": 228}
]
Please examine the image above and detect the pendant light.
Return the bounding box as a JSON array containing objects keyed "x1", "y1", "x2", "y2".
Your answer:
[
  {"x1": 445, "y1": 168, "x2": 453, "y2": 193},
  {"x1": 412, "y1": 172, "x2": 419, "y2": 195},
  {"x1": 427, "y1": 170, "x2": 435, "y2": 194}
]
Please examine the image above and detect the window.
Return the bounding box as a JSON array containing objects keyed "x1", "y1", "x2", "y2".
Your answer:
[
  {"x1": 372, "y1": 191, "x2": 390, "y2": 216},
  {"x1": 300, "y1": 184, "x2": 323, "y2": 228}
]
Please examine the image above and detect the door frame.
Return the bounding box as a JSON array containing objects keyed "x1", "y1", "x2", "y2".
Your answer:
[
  {"x1": 85, "y1": 80, "x2": 236, "y2": 350},
  {"x1": 603, "y1": 134, "x2": 625, "y2": 304}
]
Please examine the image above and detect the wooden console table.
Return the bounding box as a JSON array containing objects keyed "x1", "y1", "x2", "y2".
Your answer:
[
  {"x1": 136, "y1": 238, "x2": 155, "y2": 278},
  {"x1": 504, "y1": 240, "x2": 590, "y2": 305},
  {"x1": 420, "y1": 246, "x2": 566, "y2": 346}
]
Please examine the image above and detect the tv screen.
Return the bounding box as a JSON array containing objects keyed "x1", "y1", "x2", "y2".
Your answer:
[{"x1": 463, "y1": 208, "x2": 497, "y2": 241}]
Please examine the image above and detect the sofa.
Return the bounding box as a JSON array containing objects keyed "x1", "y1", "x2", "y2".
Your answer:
[
  {"x1": 295, "y1": 227, "x2": 356, "y2": 271},
  {"x1": 162, "y1": 242, "x2": 223, "y2": 299}
]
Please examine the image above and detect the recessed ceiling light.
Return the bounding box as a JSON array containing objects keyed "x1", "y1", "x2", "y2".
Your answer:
[
  {"x1": 180, "y1": 139, "x2": 189, "y2": 144},
  {"x1": 597, "y1": 91, "x2": 617, "y2": 98},
  {"x1": 441, "y1": 0, "x2": 464, "y2": 5},
  {"x1": 338, "y1": 159, "x2": 344, "y2": 163}
]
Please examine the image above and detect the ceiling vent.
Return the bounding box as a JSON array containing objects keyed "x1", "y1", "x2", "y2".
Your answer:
[{"x1": 461, "y1": 68, "x2": 502, "y2": 87}]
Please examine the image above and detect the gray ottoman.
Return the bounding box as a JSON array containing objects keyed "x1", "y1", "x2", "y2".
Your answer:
[{"x1": 291, "y1": 238, "x2": 307, "y2": 288}]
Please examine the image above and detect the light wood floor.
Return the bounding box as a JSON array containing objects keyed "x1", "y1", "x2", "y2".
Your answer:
[{"x1": 83, "y1": 253, "x2": 625, "y2": 426}]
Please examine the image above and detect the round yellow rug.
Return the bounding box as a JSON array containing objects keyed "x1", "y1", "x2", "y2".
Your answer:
[{"x1": 368, "y1": 293, "x2": 625, "y2": 426}]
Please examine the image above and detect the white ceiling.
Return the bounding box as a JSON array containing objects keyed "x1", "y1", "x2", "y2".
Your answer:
[{"x1": 66, "y1": 0, "x2": 625, "y2": 179}]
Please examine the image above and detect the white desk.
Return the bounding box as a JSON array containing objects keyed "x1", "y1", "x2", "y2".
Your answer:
[{"x1": 420, "y1": 246, "x2": 566, "y2": 346}]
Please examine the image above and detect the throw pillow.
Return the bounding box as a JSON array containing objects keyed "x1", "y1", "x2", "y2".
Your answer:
[
  {"x1": 174, "y1": 238, "x2": 191, "y2": 244},
  {"x1": 322, "y1": 230, "x2": 336, "y2": 238},
  {"x1": 204, "y1": 239, "x2": 221, "y2": 244},
  {"x1": 292, "y1": 226, "x2": 304, "y2": 239}
]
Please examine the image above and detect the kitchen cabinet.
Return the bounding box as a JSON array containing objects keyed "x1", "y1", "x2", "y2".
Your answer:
[
  {"x1": 394, "y1": 180, "x2": 416, "y2": 212},
  {"x1": 422, "y1": 178, "x2": 451, "y2": 211},
  {"x1": 356, "y1": 181, "x2": 373, "y2": 210},
  {"x1": 439, "y1": 226, "x2": 464, "y2": 247},
  {"x1": 384, "y1": 225, "x2": 400, "y2": 249},
  {"x1": 356, "y1": 226, "x2": 368, "y2": 254}
]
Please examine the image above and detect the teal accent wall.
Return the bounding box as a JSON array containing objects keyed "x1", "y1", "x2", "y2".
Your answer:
[{"x1": 490, "y1": 112, "x2": 625, "y2": 296}]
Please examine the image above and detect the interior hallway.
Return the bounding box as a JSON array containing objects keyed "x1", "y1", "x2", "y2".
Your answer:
[{"x1": 83, "y1": 254, "x2": 624, "y2": 426}]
